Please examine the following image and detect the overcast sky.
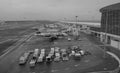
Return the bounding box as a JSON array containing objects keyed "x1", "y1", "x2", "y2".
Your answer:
[{"x1": 0, "y1": 0, "x2": 120, "y2": 21}]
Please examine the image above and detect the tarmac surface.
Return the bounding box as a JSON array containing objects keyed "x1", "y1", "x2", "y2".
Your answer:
[{"x1": 0, "y1": 30, "x2": 119, "y2": 73}]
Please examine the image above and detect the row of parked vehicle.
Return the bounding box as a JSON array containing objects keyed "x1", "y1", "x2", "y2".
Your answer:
[{"x1": 19, "y1": 46, "x2": 91, "y2": 67}]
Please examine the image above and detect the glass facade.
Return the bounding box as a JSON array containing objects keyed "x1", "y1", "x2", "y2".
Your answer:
[{"x1": 101, "y1": 10, "x2": 120, "y2": 36}]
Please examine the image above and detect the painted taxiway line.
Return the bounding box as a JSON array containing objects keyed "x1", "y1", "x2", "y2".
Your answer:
[
  {"x1": 0, "y1": 39, "x2": 12, "y2": 44},
  {"x1": 0, "y1": 33, "x2": 33, "y2": 59}
]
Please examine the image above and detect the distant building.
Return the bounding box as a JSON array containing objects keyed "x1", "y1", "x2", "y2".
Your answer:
[{"x1": 0, "y1": 20, "x2": 5, "y2": 26}]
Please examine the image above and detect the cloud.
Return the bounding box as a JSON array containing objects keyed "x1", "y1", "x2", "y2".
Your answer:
[{"x1": 0, "y1": 0, "x2": 120, "y2": 21}]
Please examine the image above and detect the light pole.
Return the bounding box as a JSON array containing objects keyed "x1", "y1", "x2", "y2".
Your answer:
[
  {"x1": 103, "y1": 12, "x2": 108, "y2": 58},
  {"x1": 75, "y1": 16, "x2": 78, "y2": 25}
]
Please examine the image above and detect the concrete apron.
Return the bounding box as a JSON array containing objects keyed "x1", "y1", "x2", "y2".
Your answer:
[{"x1": 89, "y1": 51, "x2": 120, "y2": 73}]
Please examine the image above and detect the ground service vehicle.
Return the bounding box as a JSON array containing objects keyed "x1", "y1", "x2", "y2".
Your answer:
[
  {"x1": 74, "y1": 52, "x2": 81, "y2": 60},
  {"x1": 37, "y1": 55, "x2": 44, "y2": 63},
  {"x1": 55, "y1": 47, "x2": 60, "y2": 53},
  {"x1": 51, "y1": 48, "x2": 55, "y2": 52},
  {"x1": 60, "y1": 49, "x2": 66, "y2": 53},
  {"x1": 19, "y1": 52, "x2": 30, "y2": 65},
  {"x1": 33, "y1": 49, "x2": 39, "y2": 59},
  {"x1": 37, "y1": 49, "x2": 45, "y2": 63},
  {"x1": 68, "y1": 38, "x2": 71, "y2": 41},
  {"x1": 54, "y1": 53, "x2": 61, "y2": 62},
  {"x1": 30, "y1": 59, "x2": 36, "y2": 67},
  {"x1": 46, "y1": 55, "x2": 52, "y2": 62},
  {"x1": 19, "y1": 56, "x2": 26, "y2": 65},
  {"x1": 79, "y1": 50, "x2": 85, "y2": 56},
  {"x1": 41, "y1": 49, "x2": 45, "y2": 53},
  {"x1": 61, "y1": 52, "x2": 69, "y2": 61},
  {"x1": 71, "y1": 50, "x2": 75, "y2": 56},
  {"x1": 35, "y1": 31, "x2": 41, "y2": 35}
]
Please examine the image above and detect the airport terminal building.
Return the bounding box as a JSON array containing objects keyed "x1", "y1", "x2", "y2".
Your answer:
[
  {"x1": 91, "y1": 3, "x2": 120, "y2": 50},
  {"x1": 100, "y1": 3, "x2": 120, "y2": 49}
]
